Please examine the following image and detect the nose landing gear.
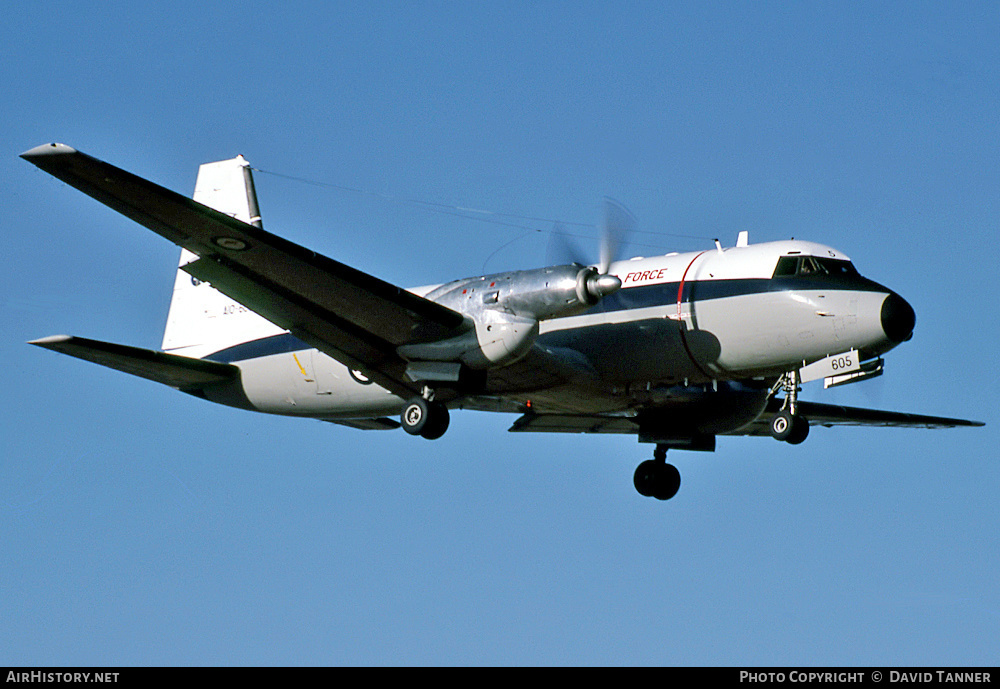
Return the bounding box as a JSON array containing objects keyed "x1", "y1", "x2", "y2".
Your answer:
[
  {"x1": 770, "y1": 409, "x2": 810, "y2": 444},
  {"x1": 769, "y1": 370, "x2": 810, "y2": 444}
]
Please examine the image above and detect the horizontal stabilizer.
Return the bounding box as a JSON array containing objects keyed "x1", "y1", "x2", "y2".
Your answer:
[{"x1": 30, "y1": 335, "x2": 239, "y2": 390}]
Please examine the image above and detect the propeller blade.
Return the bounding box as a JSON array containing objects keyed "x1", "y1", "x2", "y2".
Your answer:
[
  {"x1": 546, "y1": 222, "x2": 587, "y2": 268},
  {"x1": 599, "y1": 198, "x2": 636, "y2": 274}
]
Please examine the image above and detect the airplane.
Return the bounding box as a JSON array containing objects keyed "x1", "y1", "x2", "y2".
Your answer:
[{"x1": 21, "y1": 142, "x2": 984, "y2": 500}]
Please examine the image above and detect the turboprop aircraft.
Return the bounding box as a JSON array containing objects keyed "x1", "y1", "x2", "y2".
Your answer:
[{"x1": 22, "y1": 143, "x2": 983, "y2": 500}]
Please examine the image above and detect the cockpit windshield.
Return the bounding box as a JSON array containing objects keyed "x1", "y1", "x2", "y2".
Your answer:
[{"x1": 772, "y1": 255, "x2": 859, "y2": 279}]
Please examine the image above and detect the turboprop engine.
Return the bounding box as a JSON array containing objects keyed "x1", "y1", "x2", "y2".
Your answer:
[
  {"x1": 397, "y1": 264, "x2": 621, "y2": 374},
  {"x1": 469, "y1": 263, "x2": 622, "y2": 321}
]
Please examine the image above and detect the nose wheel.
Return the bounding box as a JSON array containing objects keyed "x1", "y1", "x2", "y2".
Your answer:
[
  {"x1": 770, "y1": 409, "x2": 809, "y2": 444},
  {"x1": 633, "y1": 445, "x2": 681, "y2": 500}
]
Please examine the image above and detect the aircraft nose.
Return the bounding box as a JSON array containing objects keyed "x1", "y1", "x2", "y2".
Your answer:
[{"x1": 881, "y1": 292, "x2": 915, "y2": 343}]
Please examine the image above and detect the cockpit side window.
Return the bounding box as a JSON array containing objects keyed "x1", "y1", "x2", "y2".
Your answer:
[{"x1": 773, "y1": 256, "x2": 798, "y2": 277}]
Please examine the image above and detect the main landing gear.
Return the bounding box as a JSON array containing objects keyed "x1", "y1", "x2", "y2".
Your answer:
[
  {"x1": 633, "y1": 445, "x2": 681, "y2": 501},
  {"x1": 400, "y1": 389, "x2": 450, "y2": 440},
  {"x1": 769, "y1": 370, "x2": 809, "y2": 445}
]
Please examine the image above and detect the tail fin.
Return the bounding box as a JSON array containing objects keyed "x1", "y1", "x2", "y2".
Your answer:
[{"x1": 161, "y1": 155, "x2": 284, "y2": 358}]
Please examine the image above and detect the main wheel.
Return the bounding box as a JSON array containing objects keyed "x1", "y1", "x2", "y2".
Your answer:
[
  {"x1": 401, "y1": 398, "x2": 430, "y2": 436},
  {"x1": 633, "y1": 460, "x2": 681, "y2": 500},
  {"x1": 400, "y1": 398, "x2": 450, "y2": 439}
]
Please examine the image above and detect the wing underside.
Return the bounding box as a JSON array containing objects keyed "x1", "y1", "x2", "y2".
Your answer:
[
  {"x1": 736, "y1": 399, "x2": 985, "y2": 435},
  {"x1": 21, "y1": 143, "x2": 470, "y2": 399},
  {"x1": 509, "y1": 398, "x2": 984, "y2": 436}
]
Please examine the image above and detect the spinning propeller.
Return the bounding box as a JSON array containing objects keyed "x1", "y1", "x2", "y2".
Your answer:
[{"x1": 548, "y1": 198, "x2": 635, "y2": 302}]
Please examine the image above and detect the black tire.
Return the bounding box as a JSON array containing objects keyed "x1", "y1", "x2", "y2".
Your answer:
[
  {"x1": 653, "y1": 463, "x2": 681, "y2": 501},
  {"x1": 633, "y1": 460, "x2": 658, "y2": 497},
  {"x1": 420, "y1": 402, "x2": 450, "y2": 440},
  {"x1": 633, "y1": 460, "x2": 681, "y2": 500},
  {"x1": 771, "y1": 410, "x2": 809, "y2": 444},
  {"x1": 786, "y1": 415, "x2": 810, "y2": 445}
]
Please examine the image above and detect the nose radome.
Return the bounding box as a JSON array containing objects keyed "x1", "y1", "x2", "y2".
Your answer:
[{"x1": 881, "y1": 292, "x2": 915, "y2": 343}]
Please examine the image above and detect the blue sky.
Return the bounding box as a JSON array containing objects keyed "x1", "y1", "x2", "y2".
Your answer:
[{"x1": 2, "y1": 1, "x2": 997, "y2": 666}]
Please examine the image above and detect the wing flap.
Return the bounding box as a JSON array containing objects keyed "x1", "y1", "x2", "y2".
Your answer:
[
  {"x1": 30, "y1": 335, "x2": 238, "y2": 390},
  {"x1": 21, "y1": 144, "x2": 468, "y2": 396},
  {"x1": 509, "y1": 413, "x2": 639, "y2": 434}
]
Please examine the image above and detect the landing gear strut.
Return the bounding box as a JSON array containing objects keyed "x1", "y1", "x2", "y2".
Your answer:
[
  {"x1": 400, "y1": 388, "x2": 450, "y2": 440},
  {"x1": 769, "y1": 370, "x2": 809, "y2": 444},
  {"x1": 633, "y1": 445, "x2": 681, "y2": 500}
]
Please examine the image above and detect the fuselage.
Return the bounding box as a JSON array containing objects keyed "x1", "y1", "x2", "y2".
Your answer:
[{"x1": 198, "y1": 238, "x2": 914, "y2": 432}]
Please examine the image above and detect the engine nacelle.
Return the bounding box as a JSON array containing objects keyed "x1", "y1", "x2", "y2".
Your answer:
[
  {"x1": 397, "y1": 310, "x2": 539, "y2": 370},
  {"x1": 399, "y1": 264, "x2": 621, "y2": 372},
  {"x1": 501, "y1": 264, "x2": 622, "y2": 320},
  {"x1": 425, "y1": 264, "x2": 621, "y2": 322}
]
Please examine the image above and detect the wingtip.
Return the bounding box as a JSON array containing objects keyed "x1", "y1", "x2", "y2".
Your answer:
[
  {"x1": 28, "y1": 334, "x2": 74, "y2": 347},
  {"x1": 20, "y1": 142, "x2": 78, "y2": 160}
]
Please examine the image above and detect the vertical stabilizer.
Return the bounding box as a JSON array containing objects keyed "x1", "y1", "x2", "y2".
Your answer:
[{"x1": 161, "y1": 156, "x2": 285, "y2": 358}]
